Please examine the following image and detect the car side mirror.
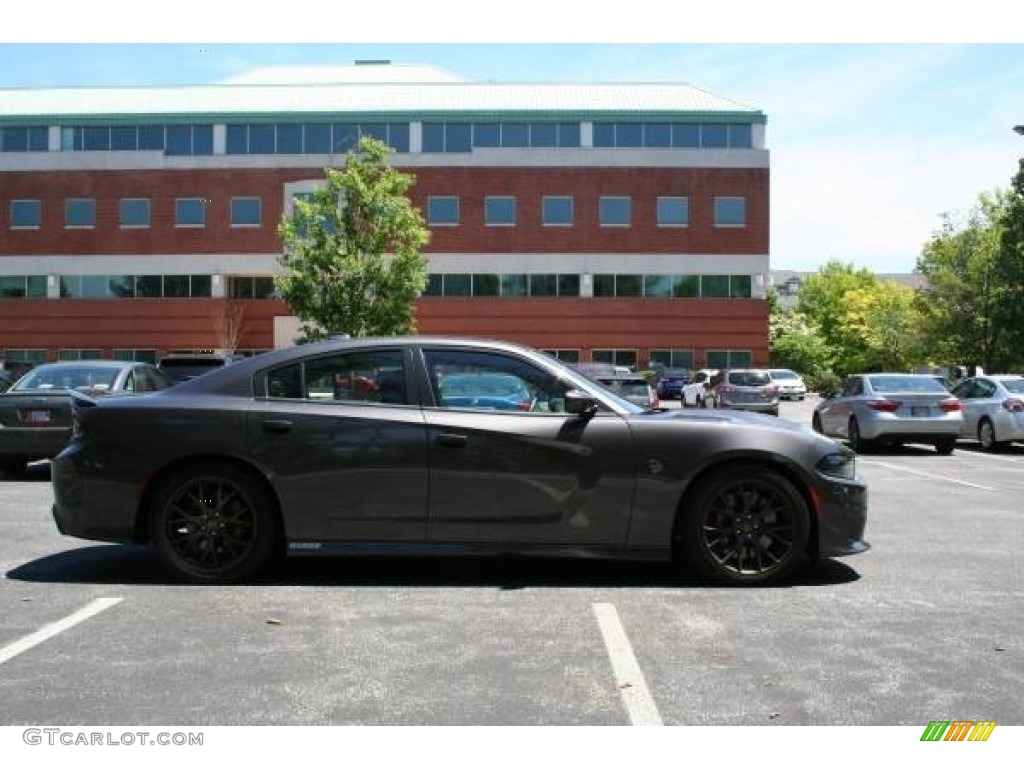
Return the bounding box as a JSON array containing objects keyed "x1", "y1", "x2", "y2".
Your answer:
[{"x1": 565, "y1": 389, "x2": 598, "y2": 417}]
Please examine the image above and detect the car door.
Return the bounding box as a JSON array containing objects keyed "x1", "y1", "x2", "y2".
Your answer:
[
  {"x1": 246, "y1": 347, "x2": 429, "y2": 542},
  {"x1": 820, "y1": 375, "x2": 862, "y2": 436},
  {"x1": 951, "y1": 379, "x2": 980, "y2": 437},
  {"x1": 420, "y1": 346, "x2": 635, "y2": 545}
]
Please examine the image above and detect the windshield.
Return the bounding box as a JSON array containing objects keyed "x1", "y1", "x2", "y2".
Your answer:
[
  {"x1": 13, "y1": 366, "x2": 119, "y2": 392},
  {"x1": 727, "y1": 371, "x2": 772, "y2": 386}
]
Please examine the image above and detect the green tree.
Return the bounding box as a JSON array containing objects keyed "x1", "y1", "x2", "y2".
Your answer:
[
  {"x1": 277, "y1": 136, "x2": 431, "y2": 342},
  {"x1": 841, "y1": 281, "x2": 923, "y2": 372},
  {"x1": 795, "y1": 260, "x2": 880, "y2": 375},
  {"x1": 768, "y1": 289, "x2": 834, "y2": 374},
  {"x1": 994, "y1": 158, "x2": 1024, "y2": 366},
  {"x1": 915, "y1": 190, "x2": 1010, "y2": 372}
]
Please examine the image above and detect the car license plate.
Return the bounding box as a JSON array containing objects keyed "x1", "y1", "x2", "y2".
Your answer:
[
  {"x1": 910, "y1": 406, "x2": 929, "y2": 417},
  {"x1": 23, "y1": 409, "x2": 52, "y2": 425}
]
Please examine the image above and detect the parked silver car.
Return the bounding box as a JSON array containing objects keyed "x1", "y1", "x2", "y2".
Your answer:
[
  {"x1": 713, "y1": 369, "x2": 779, "y2": 416},
  {"x1": 950, "y1": 375, "x2": 1024, "y2": 451},
  {"x1": 812, "y1": 373, "x2": 963, "y2": 454}
]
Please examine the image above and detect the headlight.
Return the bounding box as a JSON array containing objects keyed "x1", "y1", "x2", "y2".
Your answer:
[{"x1": 816, "y1": 451, "x2": 856, "y2": 480}]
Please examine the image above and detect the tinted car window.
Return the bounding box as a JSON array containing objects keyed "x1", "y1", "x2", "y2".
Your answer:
[
  {"x1": 727, "y1": 371, "x2": 771, "y2": 387},
  {"x1": 1002, "y1": 378, "x2": 1024, "y2": 394},
  {"x1": 266, "y1": 350, "x2": 406, "y2": 404},
  {"x1": 868, "y1": 375, "x2": 948, "y2": 393},
  {"x1": 13, "y1": 365, "x2": 119, "y2": 391}
]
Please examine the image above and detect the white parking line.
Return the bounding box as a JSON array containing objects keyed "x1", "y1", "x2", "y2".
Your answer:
[
  {"x1": 859, "y1": 460, "x2": 997, "y2": 491},
  {"x1": 0, "y1": 597, "x2": 123, "y2": 665},
  {"x1": 592, "y1": 602, "x2": 663, "y2": 726}
]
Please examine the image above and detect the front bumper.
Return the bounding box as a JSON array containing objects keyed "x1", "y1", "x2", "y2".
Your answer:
[{"x1": 815, "y1": 475, "x2": 869, "y2": 558}]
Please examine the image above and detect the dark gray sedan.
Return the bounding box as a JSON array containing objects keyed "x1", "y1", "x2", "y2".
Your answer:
[
  {"x1": 0, "y1": 359, "x2": 175, "y2": 477},
  {"x1": 52, "y1": 337, "x2": 869, "y2": 585}
]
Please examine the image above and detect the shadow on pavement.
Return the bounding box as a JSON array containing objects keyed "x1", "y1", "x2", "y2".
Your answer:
[{"x1": 6, "y1": 544, "x2": 862, "y2": 590}]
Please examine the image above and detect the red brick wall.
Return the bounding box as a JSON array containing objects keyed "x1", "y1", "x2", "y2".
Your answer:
[{"x1": 1, "y1": 166, "x2": 767, "y2": 256}]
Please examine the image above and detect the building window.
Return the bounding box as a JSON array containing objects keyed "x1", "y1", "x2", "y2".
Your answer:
[
  {"x1": 730, "y1": 275, "x2": 753, "y2": 298},
  {"x1": 702, "y1": 275, "x2": 731, "y2": 298},
  {"x1": 229, "y1": 276, "x2": 277, "y2": 299},
  {"x1": 443, "y1": 274, "x2": 471, "y2": 296},
  {"x1": 119, "y1": 198, "x2": 150, "y2": 228},
  {"x1": 0, "y1": 276, "x2": 47, "y2": 299},
  {"x1": 541, "y1": 349, "x2": 581, "y2": 363},
  {"x1": 649, "y1": 349, "x2": 695, "y2": 370},
  {"x1": 657, "y1": 196, "x2": 689, "y2": 227},
  {"x1": 484, "y1": 196, "x2": 516, "y2": 226},
  {"x1": 644, "y1": 275, "x2": 674, "y2": 298},
  {"x1": 3, "y1": 348, "x2": 48, "y2": 364},
  {"x1": 231, "y1": 197, "x2": 262, "y2": 227},
  {"x1": 58, "y1": 349, "x2": 104, "y2": 361},
  {"x1": 65, "y1": 199, "x2": 95, "y2": 228},
  {"x1": 542, "y1": 196, "x2": 574, "y2": 227},
  {"x1": 592, "y1": 349, "x2": 638, "y2": 369},
  {"x1": 472, "y1": 274, "x2": 499, "y2": 297},
  {"x1": 176, "y1": 198, "x2": 206, "y2": 227},
  {"x1": 113, "y1": 349, "x2": 158, "y2": 364},
  {"x1": 714, "y1": 196, "x2": 747, "y2": 228},
  {"x1": 599, "y1": 197, "x2": 631, "y2": 227},
  {"x1": 706, "y1": 350, "x2": 752, "y2": 369},
  {"x1": 500, "y1": 274, "x2": 528, "y2": 297},
  {"x1": 673, "y1": 275, "x2": 700, "y2": 298},
  {"x1": 135, "y1": 276, "x2": 163, "y2": 297},
  {"x1": 11, "y1": 199, "x2": 41, "y2": 228},
  {"x1": 1, "y1": 126, "x2": 48, "y2": 152},
  {"x1": 427, "y1": 196, "x2": 459, "y2": 226}
]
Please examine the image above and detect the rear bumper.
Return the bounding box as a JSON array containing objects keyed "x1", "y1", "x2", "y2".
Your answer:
[
  {"x1": 860, "y1": 417, "x2": 961, "y2": 442},
  {"x1": 0, "y1": 427, "x2": 71, "y2": 460},
  {"x1": 51, "y1": 445, "x2": 140, "y2": 544}
]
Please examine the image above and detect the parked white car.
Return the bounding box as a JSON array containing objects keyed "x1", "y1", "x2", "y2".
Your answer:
[
  {"x1": 768, "y1": 368, "x2": 808, "y2": 400},
  {"x1": 681, "y1": 369, "x2": 717, "y2": 407}
]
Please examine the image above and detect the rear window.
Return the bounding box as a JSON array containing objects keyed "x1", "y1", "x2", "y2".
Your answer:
[
  {"x1": 13, "y1": 366, "x2": 118, "y2": 391},
  {"x1": 1001, "y1": 378, "x2": 1024, "y2": 394},
  {"x1": 770, "y1": 370, "x2": 798, "y2": 380},
  {"x1": 868, "y1": 375, "x2": 948, "y2": 393},
  {"x1": 727, "y1": 371, "x2": 771, "y2": 386}
]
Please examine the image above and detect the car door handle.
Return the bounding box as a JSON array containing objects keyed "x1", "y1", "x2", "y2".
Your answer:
[
  {"x1": 261, "y1": 419, "x2": 293, "y2": 434},
  {"x1": 435, "y1": 432, "x2": 468, "y2": 448}
]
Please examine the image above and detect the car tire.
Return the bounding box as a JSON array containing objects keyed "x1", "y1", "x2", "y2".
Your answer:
[
  {"x1": 811, "y1": 413, "x2": 823, "y2": 434},
  {"x1": 847, "y1": 417, "x2": 870, "y2": 453},
  {"x1": 935, "y1": 439, "x2": 956, "y2": 456},
  {"x1": 978, "y1": 418, "x2": 1003, "y2": 452},
  {"x1": 677, "y1": 465, "x2": 810, "y2": 585},
  {"x1": 148, "y1": 462, "x2": 280, "y2": 584}
]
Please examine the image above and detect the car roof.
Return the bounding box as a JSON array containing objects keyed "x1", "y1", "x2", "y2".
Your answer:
[{"x1": 30, "y1": 360, "x2": 139, "y2": 369}]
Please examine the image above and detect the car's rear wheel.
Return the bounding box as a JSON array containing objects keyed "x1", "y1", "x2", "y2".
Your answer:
[
  {"x1": 935, "y1": 438, "x2": 956, "y2": 455},
  {"x1": 847, "y1": 417, "x2": 870, "y2": 453},
  {"x1": 148, "y1": 463, "x2": 279, "y2": 584},
  {"x1": 978, "y1": 418, "x2": 1003, "y2": 452},
  {"x1": 677, "y1": 466, "x2": 810, "y2": 585}
]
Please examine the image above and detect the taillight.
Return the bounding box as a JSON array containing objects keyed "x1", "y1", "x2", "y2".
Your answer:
[
  {"x1": 865, "y1": 399, "x2": 901, "y2": 412},
  {"x1": 516, "y1": 400, "x2": 532, "y2": 411},
  {"x1": 938, "y1": 398, "x2": 962, "y2": 412},
  {"x1": 1002, "y1": 398, "x2": 1024, "y2": 413}
]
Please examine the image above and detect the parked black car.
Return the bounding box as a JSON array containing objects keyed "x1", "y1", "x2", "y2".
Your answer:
[
  {"x1": 1, "y1": 360, "x2": 175, "y2": 477},
  {"x1": 53, "y1": 337, "x2": 868, "y2": 585},
  {"x1": 157, "y1": 352, "x2": 242, "y2": 383}
]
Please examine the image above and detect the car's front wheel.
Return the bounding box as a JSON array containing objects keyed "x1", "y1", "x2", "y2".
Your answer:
[
  {"x1": 677, "y1": 466, "x2": 810, "y2": 585},
  {"x1": 148, "y1": 462, "x2": 279, "y2": 584},
  {"x1": 848, "y1": 417, "x2": 870, "y2": 453}
]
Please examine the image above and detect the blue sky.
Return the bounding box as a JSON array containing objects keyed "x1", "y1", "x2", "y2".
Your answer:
[{"x1": 3, "y1": 3, "x2": 1023, "y2": 275}]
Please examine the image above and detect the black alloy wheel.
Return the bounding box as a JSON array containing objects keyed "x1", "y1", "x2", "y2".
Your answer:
[
  {"x1": 148, "y1": 463, "x2": 278, "y2": 583},
  {"x1": 678, "y1": 466, "x2": 810, "y2": 585}
]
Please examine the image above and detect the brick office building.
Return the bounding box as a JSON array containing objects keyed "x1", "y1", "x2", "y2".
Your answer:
[{"x1": 0, "y1": 62, "x2": 770, "y2": 370}]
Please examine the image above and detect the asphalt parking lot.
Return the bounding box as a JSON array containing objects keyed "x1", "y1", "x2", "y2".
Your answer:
[{"x1": 1, "y1": 395, "x2": 1021, "y2": 726}]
